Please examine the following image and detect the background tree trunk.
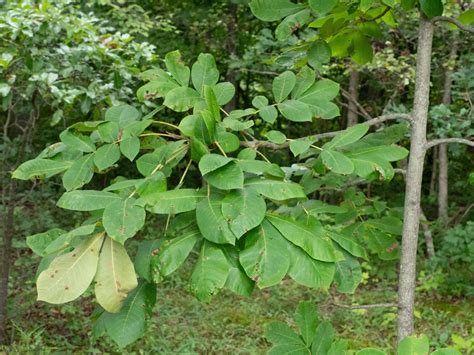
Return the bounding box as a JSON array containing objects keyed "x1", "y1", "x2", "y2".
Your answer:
[
  {"x1": 346, "y1": 69, "x2": 360, "y2": 127},
  {"x1": 438, "y1": 40, "x2": 458, "y2": 223},
  {"x1": 397, "y1": 18, "x2": 434, "y2": 341}
]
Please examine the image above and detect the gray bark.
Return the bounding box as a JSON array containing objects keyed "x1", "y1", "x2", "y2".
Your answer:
[
  {"x1": 438, "y1": 40, "x2": 458, "y2": 222},
  {"x1": 420, "y1": 210, "x2": 435, "y2": 258},
  {"x1": 346, "y1": 70, "x2": 360, "y2": 127},
  {"x1": 397, "y1": 19, "x2": 434, "y2": 341}
]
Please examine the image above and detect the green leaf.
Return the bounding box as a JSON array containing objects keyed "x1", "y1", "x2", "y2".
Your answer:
[
  {"x1": 278, "y1": 100, "x2": 312, "y2": 122},
  {"x1": 324, "y1": 124, "x2": 369, "y2": 149},
  {"x1": 62, "y1": 153, "x2": 95, "y2": 191},
  {"x1": 57, "y1": 190, "x2": 120, "y2": 211},
  {"x1": 27, "y1": 228, "x2": 65, "y2": 257},
  {"x1": 458, "y1": 9, "x2": 474, "y2": 25},
  {"x1": 103, "y1": 198, "x2": 146, "y2": 244},
  {"x1": 137, "y1": 78, "x2": 179, "y2": 101},
  {"x1": 37, "y1": 233, "x2": 104, "y2": 304},
  {"x1": 252, "y1": 95, "x2": 269, "y2": 109},
  {"x1": 334, "y1": 253, "x2": 362, "y2": 293},
  {"x1": 321, "y1": 150, "x2": 354, "y2": 175},
  {"x1": 238, "y1": 148, "x2": 257, "y2": 160},
  {"x1": 222, "y1": 246, "x2": 255, "y2": 297},
  {"x1": 153, "y1": 228, "x2": 200, "y2": 282},
  {"x1": 137, "y1": 189, "x2": 205, "y2": 214},
  {"x1": 299, "y1": 79, "x2": 339, "y2": 103},
  {"x1": 267, "y1": 214, "x2": 337, "y2": 262},
  {"x1": 198, "y1": 153, "x2": 233, "y2": 175},
  {"x1": 295, "y1": 301, "x2": 319, "y2": 346},
  {"x1": 290, "y1": 139, "x2": 313, "y2": 156},
  {"x1": 266, "y1": 130, "x2": 287, "y2": 144},
  {"x1": 190, "y1": 241, "x2": 229, "y2": 302},
  {"x1": 259, "y1": 105, "x2": 278, "y2": 123},
  {"x1": 431, "y1": 349, "x2": 461, "y2": 355},
  {"x1": 60, "y1": 130, "x2": 96, "y2": 153},
  {"x1": 105, "y1": 105, "x2": 141, "y2": 126},
  {"x1": 309, "y1": 0, "x2": 337, "y2": 15},
  {"x1": 120, "y1": 136, "x2": 140, "y2": 161},
  {"x1": 134, "y1": 240, "x2": 161, "y2": 282},
  {"x1": 273, "y1": 71, "x2": 296, "y2": 102},
  {"x1": 98, "y1": 121, "x2": 120, "y2": 143},
  {"x1": 191, "y1": 53, "x2": 220, "y2": 95},
  {"x1": 249, "y1": 0, "x2": 304, "y2": 21},
  {"x1": 12, "y1": 159, "x2": 71, "y2": 180},
  {"x1": 43, "y1": 224, "x2": 96, "y2": 255},
  {"x1": 287, "y1": 243, "x2": 335, "y2": 289},
  {"x1": 265, "y1": 321, "x2": 306, "y2": 346},
  {"x1": 164, "y1": 87, "x2": 201, "y2": 112},
  {"x1": 104, "y1": 178, "x2": 144, "y2": 192},
  {"x1": 275, "y1": 9, "x2": 311, "y2": 41},
  {"x1": 312, "y1": 101, "x2": 340, "y2": 119},
  {"x1": 102, "y1": 281, "x2": 156, "y2": 348},
  {"x1": 213, "y1": 82, "x2": 235, "y2": 105},
  {"x1": 95, "y1": 237, "x2": 138, "y2": 313},
  {"x1": 196, "y1": 197, "x2": 236, "y2": 245},
  {"x1": 216, "y1": 131, "x2": 240, "y2": 153},
  {"x1": 203, "y1": 161, "x2": 244, "y2": 190},
  {"x1": 400, "y1": 0, "x2": 416, "y2": 10},
  {"x1": 397, "y1": 335, "x2": 430, "y2": 355},
  {"x1": 221, "y1": 189, "x2": 266, "y2": 239},
  {"x1": 328, "y1": 231, "x2": 368, "y2": 259},
  {"x1": 308, "y1": 40, "x2": 332, "y2": 68},
  {"x1": 165, "y1": 50, "x2": 190, "y2": 87},
  {"x1": 351, "y1": 32, "x2": 374, "y2": 64},
  {"x1": 245, "y1": 178, "x2": 306, "y2": 200},
  {"x1": 420, "y1": 0, "x2": 443, "y2": 17},
  {"x1": 94, "y1": 144, "x2": 120, "y2": 170},
  {"x1": 204, "y1": 85, "x2": 221, "y2": 121},
  {"x1": 292, "y1": 67, "x2": 316, "y2": 99},
  {"x1": 240, "y1": 219, "x2": 290, "y2": 288},
  {"x1": 357, "y1": 348, "x2": 386, "y2": 355},
  {"x1": 311, "y1": 321, "x2": 335, "y2": 355},
  {"x1": 359, "y1": 0, "x2": 375, "y2": 12}
]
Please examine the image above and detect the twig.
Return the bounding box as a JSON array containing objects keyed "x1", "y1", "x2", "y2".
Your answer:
[
  {"x1": 332, "y1": 302, "x2": 399, "y2": 309},
  {"x1": 425, "y1": 138, "x2": 474, "y2": 151},
  {"x1": 432, "y1": 16, "x2": 474, "y2": 33},
  {"x1": 340, "y1": 87, "x2": 373, "y2": 121},
  {"x1": 241, "y1": 113, "x2": 412, "y2": 149}
]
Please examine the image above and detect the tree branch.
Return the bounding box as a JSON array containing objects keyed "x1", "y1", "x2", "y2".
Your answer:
[
  {"x1": 432, "y1": 16, "x2": 474, "y2": 33},
  {"x1": 241, "y1": 113, "x2": 412, "y2": 149},
  {"x1": 425, "y1": 138, "x2": 474, "y2": 151},
  {"x1": 332, "y1": 302, "x2": 399, "y2": 309},
  {"x1": 340, "y1": 87, "x2": 373, "y2": 121}
]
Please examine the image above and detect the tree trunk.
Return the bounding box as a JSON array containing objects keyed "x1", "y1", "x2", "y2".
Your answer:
[
  {"x1": 438, "y1": 40, "x2": 458, "y2": 222},
  {"x1": 420, "y1": 209, "x2": 435, "y2": 258},
  {"x1": 397, "y1": 18, "x2": 433, "y2": 341},
  {"x1": 0, "y1": 182, "x2": 16, "y2": 345},
  {"x1": 429, "y1": 147, "x2": 437, "y2": 196},
  {"x1": 346, "y1": 69, "x2": 359, "y2": 127}
]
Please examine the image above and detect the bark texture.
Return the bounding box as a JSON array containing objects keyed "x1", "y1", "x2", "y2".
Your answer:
[
  {"x1": 346, "y1": 70, "x2": 360, "y2": 127},
  {"x1": 397, "y1": 19, "x2": 434, "y2": 341},
  {"x1": 438, "y1": 40, "x2": 458, "y2": 222}
]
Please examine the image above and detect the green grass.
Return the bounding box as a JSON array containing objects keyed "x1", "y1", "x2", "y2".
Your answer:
[{"x1": 3, "y1": 253, "x2": 473, "y2": 353}]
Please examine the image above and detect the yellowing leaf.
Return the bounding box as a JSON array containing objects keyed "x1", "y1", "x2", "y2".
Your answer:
[
  {"x1": 95, "y1": 237, "x2": 138, "y2": 313},
  {"x1": 37, "y1": 233, "x2": 104, "y2": 304}
]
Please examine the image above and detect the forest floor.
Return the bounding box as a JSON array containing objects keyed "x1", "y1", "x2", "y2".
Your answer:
[{"x1": 3, "y1": 249, "x2": 473, "y2": 353}]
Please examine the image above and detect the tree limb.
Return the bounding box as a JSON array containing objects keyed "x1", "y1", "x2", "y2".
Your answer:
[
  {"x1": 332, "y1": 302, "x2": 399, "y2": 309},
  {"x1": 425, "y1": 138, "x2": 474, "y2": 151},
  {"x1": 431, "y1": 16, "x2": 474, "y2": 33},
  {"x1": 241, "y1": 113, "x2": 412, "y2": 149},
  {"x1": 340, "y1": 87, "x2": 373, "y2": 121}
]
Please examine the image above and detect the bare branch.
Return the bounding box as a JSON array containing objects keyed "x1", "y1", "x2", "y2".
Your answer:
[
  {"x1": 241, "y1": 113, "x2": 412, "y2": 149},
  {"x1": 340, "y1": 87, "x2": 373, "y2": 121},
  {"x1": 432, "y1": 16, "x2": 474, "y2": 33},
  {"x1": 425, "y1": 138, "x2": 474, "y2": 151},
  {"x1": 332, "y1": 302, "x2": 399, "y2": 309}
]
